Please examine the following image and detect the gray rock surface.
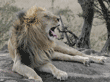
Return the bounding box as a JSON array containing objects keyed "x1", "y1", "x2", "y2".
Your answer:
[{"x1": 0, "y1": 52, "x2": 110, "y2": 82}]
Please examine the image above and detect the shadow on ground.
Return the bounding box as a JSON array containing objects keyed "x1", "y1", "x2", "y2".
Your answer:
[{"x1": 0, "y1": 53, "x2": 110, "y2": 82}]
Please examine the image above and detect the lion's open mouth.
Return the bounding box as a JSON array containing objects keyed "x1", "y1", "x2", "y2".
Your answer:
[{"x1": 49, "y1": 25, "x2": 60, "y2": 38}]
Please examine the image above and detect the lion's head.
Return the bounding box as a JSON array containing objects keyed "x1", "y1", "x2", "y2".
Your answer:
[
  {"x1": 25, "y1": 6, "x2": 60, "y2": 40},
  {"x1": 12, "y1": 6, "x2": 60, "y2": 67},
  {"x1": 14, "y1": 6, "x2": 60, "y2": 49}
]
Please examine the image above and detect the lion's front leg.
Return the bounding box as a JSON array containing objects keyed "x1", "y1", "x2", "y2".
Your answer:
[
  {"x1": 12, "y1": 59, "x2": 43, "y2": 82},
  {"x1": 88, "y1": 55, "x2": 106, "y2": 64},
  {"x1": 54, "y1": 40, "x2": 107, "y2": 64},
  {"x1": 52, "y1": 52, "x2": 90, "y2": 66},
  {"x1": 13, "y1": 61, "x2": 43, "y2": 82},
  {"x1": 39, "y1": 63, "x2": 68, "y2": 80}
]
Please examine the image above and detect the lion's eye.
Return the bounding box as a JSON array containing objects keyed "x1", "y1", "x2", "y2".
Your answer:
[{"x1": 44, "y1": 15, "x2": 49, "y2": 18}]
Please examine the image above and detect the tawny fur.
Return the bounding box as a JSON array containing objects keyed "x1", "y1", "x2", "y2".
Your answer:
[{"x1": 8, "y1": 6, "x2": 106, "y2": 82}]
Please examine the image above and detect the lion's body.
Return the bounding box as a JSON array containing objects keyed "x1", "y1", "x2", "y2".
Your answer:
[
  {"x1": 8, "y1": 6, "x2": 106, "y2": 82},
  {"x1": 9, "y1": 20, "x2": 53, "y2": 67}
]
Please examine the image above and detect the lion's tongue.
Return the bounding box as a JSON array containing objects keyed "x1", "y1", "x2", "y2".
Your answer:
[{"x1": 50, "y1": 30, "x2": 58, "y2": 38}]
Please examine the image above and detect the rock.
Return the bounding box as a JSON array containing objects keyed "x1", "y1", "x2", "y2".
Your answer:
[
  {"x1": 0, "y1": 53, "x2": 110, "y2": 82},
  {"x1": 1, "y1": 44, "x2": 8, "y2": 51}
]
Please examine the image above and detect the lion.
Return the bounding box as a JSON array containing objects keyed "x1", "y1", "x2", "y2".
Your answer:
[{"x1": 8, "y1": 6, "x2": 106, "y2": 82}]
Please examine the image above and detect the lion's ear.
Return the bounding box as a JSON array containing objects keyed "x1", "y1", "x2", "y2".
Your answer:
[
  {"x1": 38, "y1": 7, "x2": 46, "y2": 11},
  {"x1": 25, "y1": 6, "x2": 37, "y2": 18},
  {"x1": 16, "y1": 11, "x2": 25, "y2": 24}
]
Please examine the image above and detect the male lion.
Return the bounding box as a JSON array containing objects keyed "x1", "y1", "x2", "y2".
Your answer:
[{"x1": 8, "y1": 6, "x2": 106, "y2": 82}]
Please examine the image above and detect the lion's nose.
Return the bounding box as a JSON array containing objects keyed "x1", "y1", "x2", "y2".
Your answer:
[{"x1": 57, "y1": 18, "x2": 60, "y2": 22}]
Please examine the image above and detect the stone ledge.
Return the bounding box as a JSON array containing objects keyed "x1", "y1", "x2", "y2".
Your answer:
[{"x1": 0, "y1": 53, "x2": 110, "y2": 82}]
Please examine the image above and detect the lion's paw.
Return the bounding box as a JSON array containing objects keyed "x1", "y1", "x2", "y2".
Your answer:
[
  {"x1": 83, "y1": 57, "x2": 90, "y2": 67},
  {"x1": 29, "y1": 76, "x2": 43, "y2": 82},
  {"x1": 83, "y1": 57, "x2": 90, "y2": 66},
  {"x1": 54, "y1": 70, "x2": 68, "y2": 80},
  {"x1": 90, "y1": 56, "x2": 107, "y2": 64}
]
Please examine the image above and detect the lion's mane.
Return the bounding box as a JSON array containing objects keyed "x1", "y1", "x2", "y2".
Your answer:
[{"x1": 12, "y1": 6, "x2": 54, "y2": 67}]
